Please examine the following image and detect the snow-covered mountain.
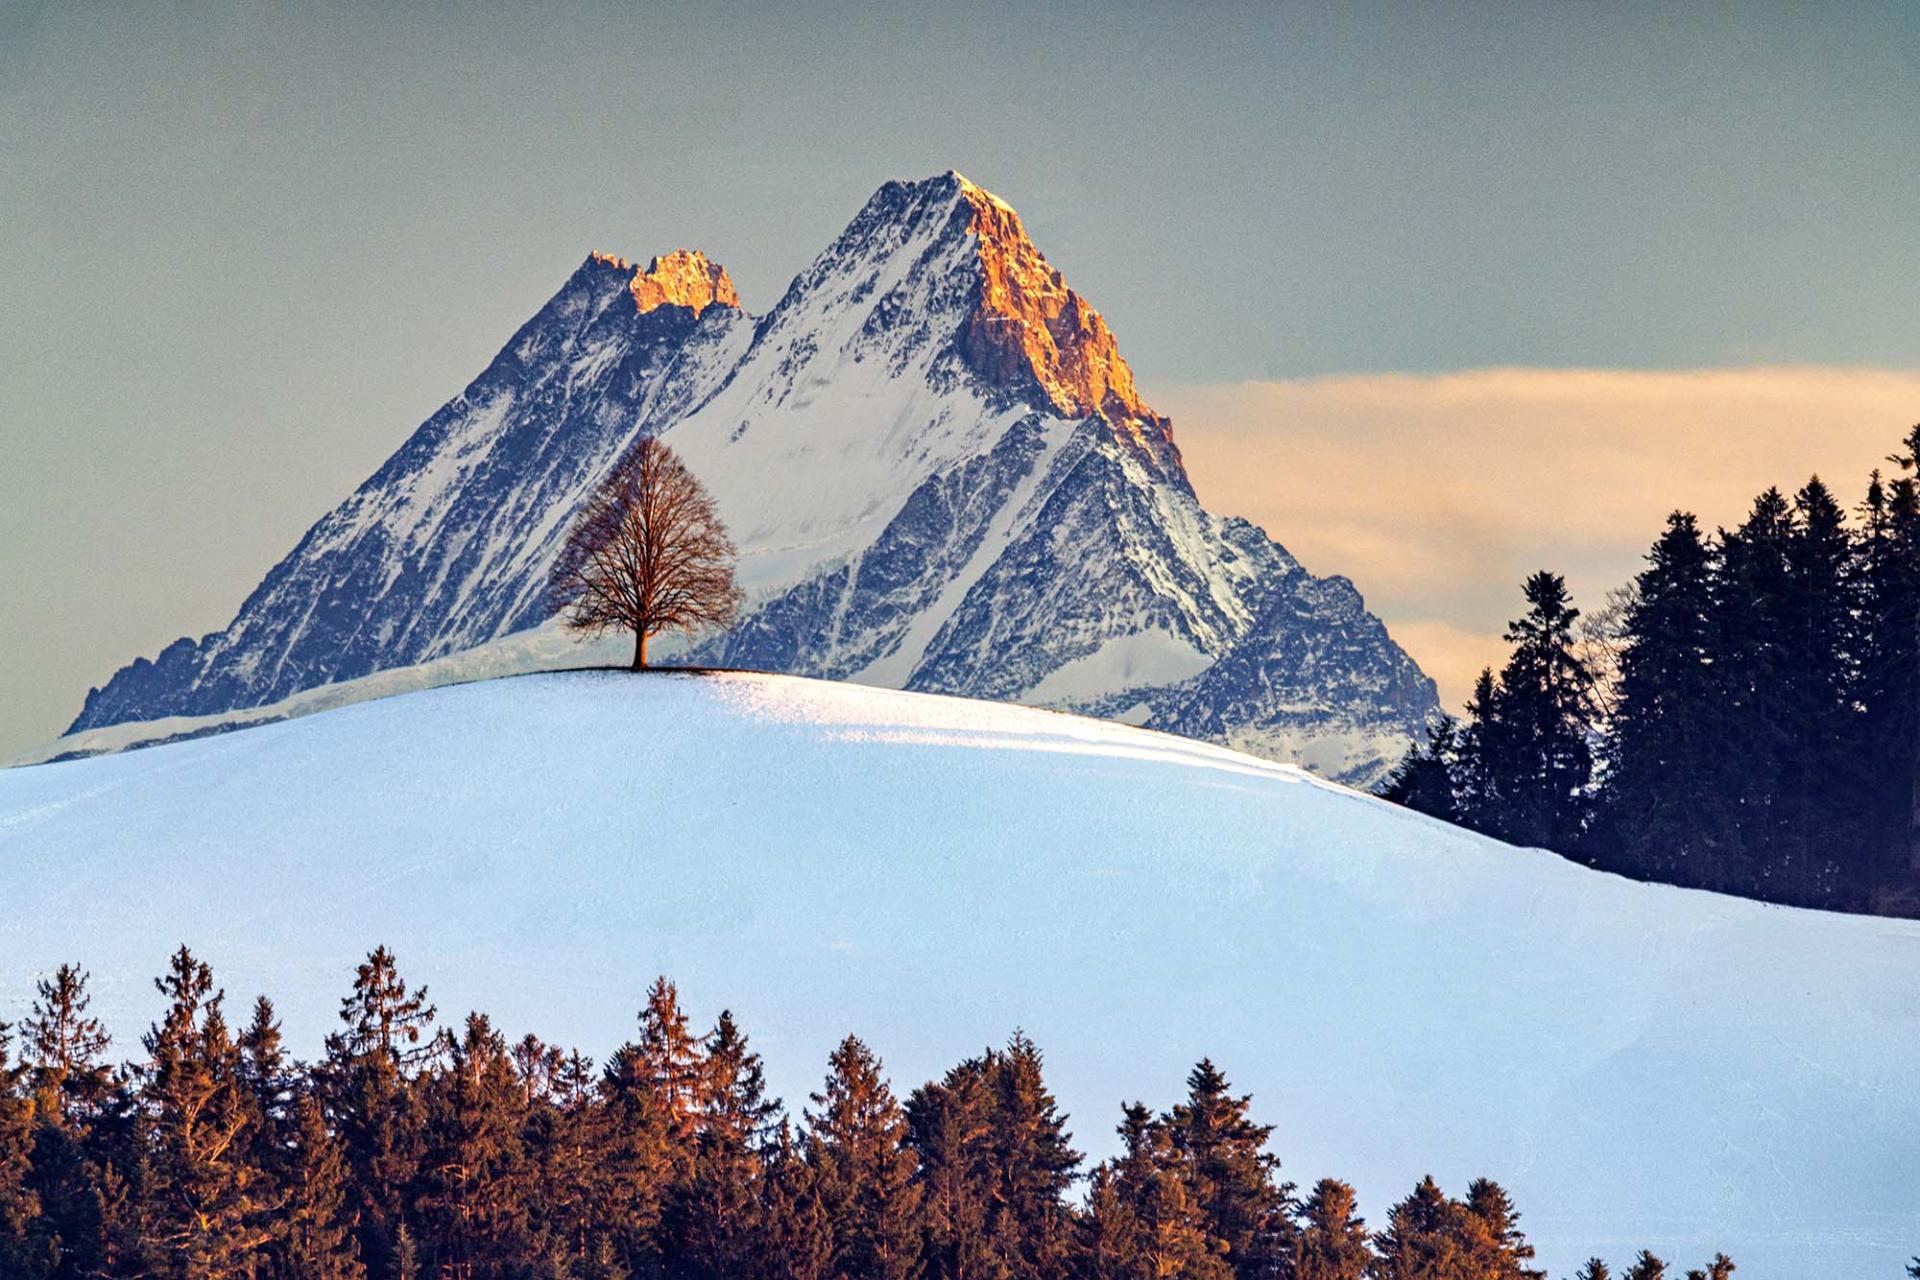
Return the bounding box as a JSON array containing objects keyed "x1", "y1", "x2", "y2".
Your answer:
[
  {"x1": 7, "y1": 671, "x2": 1918, "y2": 1278},
  {"x1": 66, "y1": 172, "x2": 1436, "y2": 783}
]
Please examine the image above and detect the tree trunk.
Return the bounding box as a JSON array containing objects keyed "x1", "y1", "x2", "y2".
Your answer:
[{"x1": 633, "y1": 628, "x2": 648, "y2": 671}]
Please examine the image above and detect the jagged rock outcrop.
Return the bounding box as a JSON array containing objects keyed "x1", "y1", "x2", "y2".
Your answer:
[
  {"x1": 68, "y1": 171, "x2": 1437, "y2": 784},
  {"x1": 955, "y1": 185, "x2": 1161, "y2": 429},
  {"x1": 622, "y1": 249, "x2": 740, "y2": 317}
]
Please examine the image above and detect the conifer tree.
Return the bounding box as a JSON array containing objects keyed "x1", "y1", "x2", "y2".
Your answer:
[
  {"x1": 600, "y1": 979, "x2": 709, "y2": 1276},
  {"x1": 238, "y1": 995, "x2": 295, "y2": 1208},
  {"x1": 1081, "y1": 1103, "x2": 1228, "y2": 1280},
  {"x1": 1858, "y1": 426, "x2": 1920, "y2": 898},
  {"x1": 391, "y1": 1222, "x2": 420, "y2": 1280},
  {"x1": 1460, "y1": 1178, "x2": 1543, "y2": 1279},
  {"x1": 1077, "y1": 1162, "x2": 1141, "y2": 1280},
  {"x1": 0, "y1": 1023, "x2": 47, "y2": 1279},
  {"x1": 1621, "y1": 1250, "x2": 1665, "y2": 1280},
  {"x1": 274, "y1": 1092, "x2": 364, "y2": 1280},
  {"x1": 1682, "y1": 1254, "x2": 1733, "y2": 1280},
  {"x1": 760, "y1": 1121, "x2": 835, "y2": 1280},
  {"x1": 664, "y1": 1010, "x2": 782, "y2": 1280},
  {"x1": 594, "y1": 1067, "x2": 670, "y2": 1278},
  {"x1": 1290, "y1": 1178, "x2": 1369, "y2": 1280},
  {"x1": 141, "y1": 946, "x2": 277, "y2": 1277},
  {"x1": 1164, "y1": 1060, "x2": 1293, "y2": 1280},
  {"x1": 1854, "y1": 470, "x2": 1909, "y2": 907},
  {"x1": 23, "y1": 965, "x2": 114, "y2": 1131},
  {"x1": 1880, "y1": 425, "x2": 1920, "y2": 887},
  {"x1": 416, "y1": 1012, "x2": 532, "y2": 1278},
  {"x1": 239, "y1": 997, "x2": 291, "y2": 1120},
  {"x1": 698, "y1": 1010, "x2": 781, "y2": 1151},
  {"x1": 1487, "y1": 572, "x2": 1598, "y2": 850},
  {"x1": 906, "y1": 1038, "x2": 1079, "y2": 1280},
  {"x1": 93, "y1": 1147, "x2": 164, "y2": 1280},
  {"x1": 1573, "y1": 1261, "x2": 1611, "y2": 1280},
  {"x1": 1714, "y1": 488, "x2": 1796, "y2": 887},
  {"x1": 21, "y1": 963, "x2": 122, "y2": 1280},
  {"x1": 1378, "y1": 716, "x2": 1462, "y2": 824},
  {"x1": 636, "y1": 978, "x2": 706, "y2": 1152},
  {"x1": 1604, "y1": 512, "x2": 1725, "y2": 885},
  {"x1": 509, "y1": 1032, "x2": 567, "y2": 1105},
  {"x1": 906, "y1": 1054, "x2": 1001, "y2": 1280},
  {"x1": 1775, "y1": 477, "x2": 1865, "y2": 904},
  {"x1": 1453, "y1": 669, "x2": 1505, "y2": 836},
  {"x1": 807, "y1": 1036, "x2": 924, "y2": 1280},
  {"x1": 1371, "y1": 1176, "x2": 1468, "y2": 1280},
  {"x1": 985, "y1": 1034, "x2": 1079, "y2": 1280},
  {"x1": 321, "y1": 947, "x2": 437, "y2": 1279},
  {"x1": 1898, "y1": 460, "x2": 1920, "y2": 878},
  {"x1": 518, "y1": 1047, "x2": 617, "y2": 1277}
]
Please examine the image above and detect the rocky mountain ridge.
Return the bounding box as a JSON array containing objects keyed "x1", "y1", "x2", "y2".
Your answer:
[{"x1": 68, "y1": 171, "x2": 1437, "y2": 784}]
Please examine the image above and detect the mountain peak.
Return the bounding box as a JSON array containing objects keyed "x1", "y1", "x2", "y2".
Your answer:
[
  {"x1": 629, "y1": 250, "x2": 740, "y2": 317},
  {"x1": 928, "y1": 175, "x2": 1161, "y2": 430},
  {"x1": 583, "y1": 249, "x2": 741, "y2": 318}
]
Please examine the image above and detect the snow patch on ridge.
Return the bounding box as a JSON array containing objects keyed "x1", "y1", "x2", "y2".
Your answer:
[{"x1": 1025, "y1": 629, "x2": 1214, "y2": 705}]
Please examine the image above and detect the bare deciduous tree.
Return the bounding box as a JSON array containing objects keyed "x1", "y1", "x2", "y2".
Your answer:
[{"x1": 546, "y1": 436, "x2": 742, "y2": 670}]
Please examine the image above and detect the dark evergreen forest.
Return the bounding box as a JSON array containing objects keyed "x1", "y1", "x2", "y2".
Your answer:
[
  {"x1": 0, "y1": 948, "x2": 1736, "y2": 1280},
  {"x1": 1382, "y1": 422, "x2": 1920, "y2": 915}
]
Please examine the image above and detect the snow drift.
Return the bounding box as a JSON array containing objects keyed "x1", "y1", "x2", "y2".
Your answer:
[{"x1": 4, "y1": 671, "x2": 1916, "y2": 1276}]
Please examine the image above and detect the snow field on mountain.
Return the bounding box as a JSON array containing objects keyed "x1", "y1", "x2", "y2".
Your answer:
[
  {"x1": 5, "y1": 671, "x2": 1918, "y2": 1277},
  {"x1": 1022, "y1": 628, "x2": 1214, "y2": 706}
]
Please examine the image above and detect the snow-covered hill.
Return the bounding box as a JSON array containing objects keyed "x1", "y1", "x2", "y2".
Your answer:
[
  {"x1": 6, "y1": 671, "x2": 1917, "y2": 1277},
  {"x1": 63, "y1": 173, "x2": 1435, "y2": 785}
]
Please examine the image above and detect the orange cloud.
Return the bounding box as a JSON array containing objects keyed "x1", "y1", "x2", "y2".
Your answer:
[{"x1": 1162, "y1": 367, "x2": 1920, "y2": 708}]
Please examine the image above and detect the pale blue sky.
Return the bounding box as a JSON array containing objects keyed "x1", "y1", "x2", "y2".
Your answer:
[{"x1": 3, "y1": 0, "x2": 1917, "y2": 752}]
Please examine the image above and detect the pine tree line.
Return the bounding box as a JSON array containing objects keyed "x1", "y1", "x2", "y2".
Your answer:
[
  {"x1": 1382, "y1": 423, "x2": 1920, "y2": 914},
  {"x1": 0, "y1": 949, "x2": 1735, "y2": 1280}
]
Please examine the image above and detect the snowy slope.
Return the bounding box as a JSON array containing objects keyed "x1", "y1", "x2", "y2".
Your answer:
[
  {"x1": 64, "y1": 173, "x2": 1435, "y2": 785},
  {"x1": 7, "y1": 672, "x2": 1918, "y2": 1278}
]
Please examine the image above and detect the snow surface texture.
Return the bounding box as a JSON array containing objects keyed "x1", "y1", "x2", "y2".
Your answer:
[
  {"x1": 64, "y1": 172, "x2": 1435, "y2": 787},
  {"x1": 8, "y1": 671, "x2": 1919, "y2": 1278}
]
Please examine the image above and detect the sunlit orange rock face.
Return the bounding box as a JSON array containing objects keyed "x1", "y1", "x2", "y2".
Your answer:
[
  {"x1": 597, "y1": 249, "x2": 741, "y2": 318},
  {"x1": 954, "y1": 180, "x2": 1166, "y2": 436}
]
